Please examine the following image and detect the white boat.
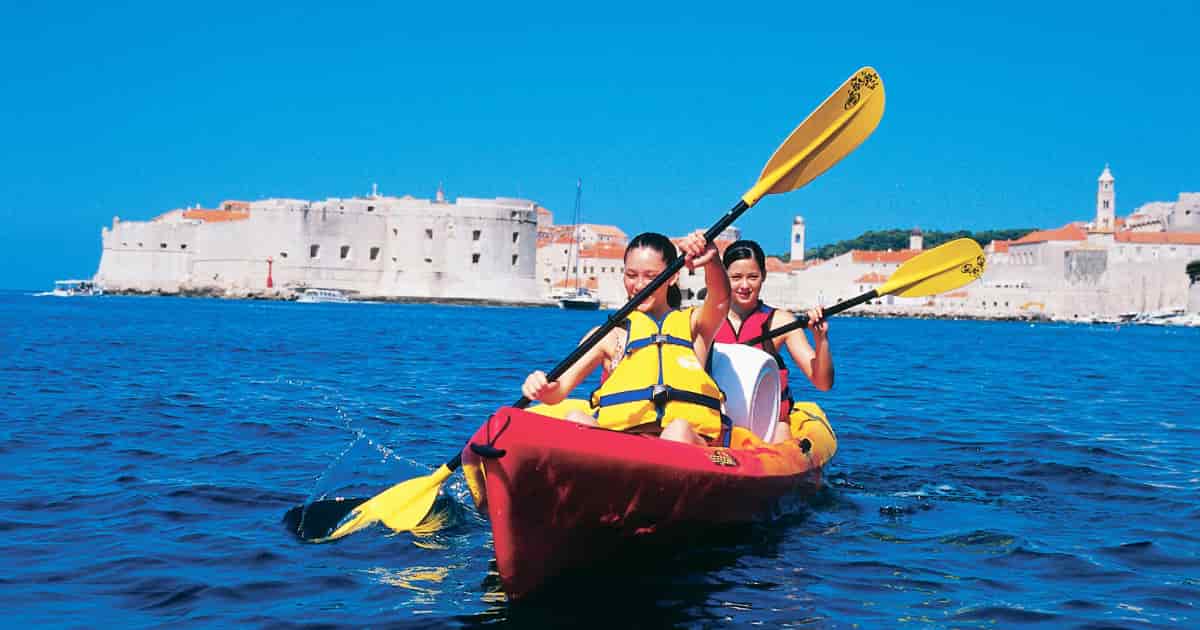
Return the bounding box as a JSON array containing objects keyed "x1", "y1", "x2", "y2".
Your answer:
[
  {"x1": 41, "y1": 279, "x2": 104, "y2": 297},
  {"x1": 296, "y1": 288, "x2": 350, "y2": 303},
  {"x1": 558, "y1": 287, "x2": 601, "y2": 310},
  {"x1": 556, "y1": 179, "x2": 602, "y2": 311}
]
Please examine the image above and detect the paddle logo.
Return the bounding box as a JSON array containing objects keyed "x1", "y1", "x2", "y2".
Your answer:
[
  {"x1": 961, "y1": 254, "x2": 986, "y2": 279},
  {"x1": 709, "y1": 450, "x2": 739, "y2": 467},
  {"x1": 844, "y1": 70, "x2": 880, "y2": 110}
]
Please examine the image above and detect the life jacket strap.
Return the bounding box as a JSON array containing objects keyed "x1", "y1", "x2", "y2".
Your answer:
[
  {"x1": 624, "y1": 334, "x2": 693, "y2": 355},
  {"x1": 594, "y1": 385, "x2": 723, "y2": 412}
]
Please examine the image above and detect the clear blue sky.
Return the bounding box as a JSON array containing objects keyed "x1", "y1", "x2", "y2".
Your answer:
[{"x1": 1, "y1": 1, "x2": 1196, "y2": 289}]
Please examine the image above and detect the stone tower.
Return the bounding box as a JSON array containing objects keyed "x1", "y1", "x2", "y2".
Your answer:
[
  {"x1": 909, "y1": 226, "x2": 924, "y2": 251},
  {"x1": 791, "y1": 216, "x2": 805, "y2": 262},
  {"x1": 1095, "y1": 165, "x2": 1115, "y2": 233}
]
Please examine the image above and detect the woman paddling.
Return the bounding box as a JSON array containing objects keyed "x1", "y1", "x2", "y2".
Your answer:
[
  {"x1": 522, "y1": 231, "x2": 731, "y2": 446},
  {"x1": 716, "y1": 240, "x2": 833, "y2": 443}
]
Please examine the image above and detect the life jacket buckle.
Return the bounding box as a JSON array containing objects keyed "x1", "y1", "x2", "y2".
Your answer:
[
  {"x1": 650, "y1": 384, "x2": 669, "y2": 407},
  {"x1": 651, "y1": 334, "x2": 669, "y2": 345}
]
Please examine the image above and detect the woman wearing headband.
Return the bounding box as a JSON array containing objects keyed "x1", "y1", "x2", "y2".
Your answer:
[{"x1": 715, "y1": 240, "x2": 833, "y2": 443}]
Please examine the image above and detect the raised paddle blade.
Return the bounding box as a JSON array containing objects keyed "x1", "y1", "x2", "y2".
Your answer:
[
  {"x1": 877, "y1": 237, "x2": 986, "y2": 298},
  {"x1": 742, "y1": 67, "x2": 885, "y2": 206}
]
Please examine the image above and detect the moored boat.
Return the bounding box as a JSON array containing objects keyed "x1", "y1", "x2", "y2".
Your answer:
[
  {"x1": 461, "y1": 399, "x2": 836, "y2": 600},
  {"x1": 557, "y1": 287, "x2": 602, "y2": 310},
  {"x1": 296, "y1": 288, "x2": 350, "y2": 303},
  {"x1": 40, "y1": 279, "x2": 104, "y2": 297}
]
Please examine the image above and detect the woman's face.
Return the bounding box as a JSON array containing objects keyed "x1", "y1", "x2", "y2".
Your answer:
[
  {"x1": 623, "y1": 246, "x2": 672, "y2": 312},
  {"x1": 727, "y1": 258, "x2": 764, "y2": 309}
]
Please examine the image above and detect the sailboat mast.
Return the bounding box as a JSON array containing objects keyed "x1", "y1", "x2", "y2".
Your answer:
[{"x1": 571, "y1": 178, "x2": 583, "y2": 291}]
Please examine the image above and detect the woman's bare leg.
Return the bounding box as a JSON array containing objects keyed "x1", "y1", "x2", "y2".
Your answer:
[
  {"x1": 660, "y1": 418, "x2": 707, "y2": 446},
  {"x1": 564, "y1": 410, "x2": 599, "y2": 426}
]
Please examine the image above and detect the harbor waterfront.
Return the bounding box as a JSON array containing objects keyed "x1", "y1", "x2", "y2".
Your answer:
[{"x1": 4, "y1": 292, "x2": 1198, "y2": 626}]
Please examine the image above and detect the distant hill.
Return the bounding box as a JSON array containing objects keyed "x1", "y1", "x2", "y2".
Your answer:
[{"x1": 769, "y1": 228, "x2": 1038, "y2": 262}]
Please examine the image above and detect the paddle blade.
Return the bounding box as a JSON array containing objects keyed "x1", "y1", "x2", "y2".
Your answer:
[
  {"x1": 878, "y1": 238, "x2": 986, "y2": 298},
  {"x1": 743, "y1": 67, "x2": 885, "y2": 206},
  {"x1": 290, "y1": 464, "x2": 454, "y2": 543}
]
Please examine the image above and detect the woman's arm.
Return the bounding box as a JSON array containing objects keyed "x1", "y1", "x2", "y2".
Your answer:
[
  {"x1": 521, "y1": 326, "x2": 613, "y2": 404},
  {"x1": 678, "y1": 231, "x2": 730, "y2": 344},
  {"x1": 775, "y1": 307, "x2": 834, "y2": 391}
]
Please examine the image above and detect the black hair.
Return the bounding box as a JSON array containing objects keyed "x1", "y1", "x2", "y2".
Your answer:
[
  {"x1": 722, "y1": 239, "x2": 767, "y2": 275},
  {"x1": 625, "y1": 232, "x2": 682, "y2": 308}
]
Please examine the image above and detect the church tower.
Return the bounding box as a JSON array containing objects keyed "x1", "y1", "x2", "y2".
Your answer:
[
  {"x1": 791, "y1": 216, "x2": 806, "y2": 262},
  {"x1": 909, "y1": 226, "x2": 924, "y2": 251},
  {"x1": 1094, "y1": 165, "x2": 1115, "y2": 233}
]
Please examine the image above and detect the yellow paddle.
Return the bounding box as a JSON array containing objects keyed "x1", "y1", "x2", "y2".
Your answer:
[
  {"x1": 743, "y1": 237, "x2": 987, "y2": 346},
  {"x1": 287, "y1": 67, "x2": 886, "y2": 543}
]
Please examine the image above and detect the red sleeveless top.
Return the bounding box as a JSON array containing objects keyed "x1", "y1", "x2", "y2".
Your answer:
[{"x1": 714, "y1": 302, "x2": 793, "y2": 420}]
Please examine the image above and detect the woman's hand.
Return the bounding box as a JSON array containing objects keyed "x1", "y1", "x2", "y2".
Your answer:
[
  {"x1": 522, "y1": 370, "x2": 557, "y2": 402},
  {"x1": 678, "y1": 230, "x2": 718, "y2": 270},
  {"x1": 806, "y1": 306, "x2": 829, "y2": 340}
]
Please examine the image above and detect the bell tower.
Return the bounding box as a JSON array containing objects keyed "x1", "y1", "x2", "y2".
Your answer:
[
  {"x1": 1095, "y1": 165, "x2": 1115, "y2": 233},
  {"x1": 790, "y1": 216, "x2": 805, "y2": 262}
]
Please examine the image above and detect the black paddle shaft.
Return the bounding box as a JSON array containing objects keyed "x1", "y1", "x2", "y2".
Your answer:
[
  {"x1": 742, "y1": 288, "x2": 879, "y2": 346},
  {"x1": 447, "y1": 199, "x2": 752, "y2": 472}
]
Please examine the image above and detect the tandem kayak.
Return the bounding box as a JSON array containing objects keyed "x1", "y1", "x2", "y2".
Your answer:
[{"x1": 460, "y1": 401, "x2": 837, "y2": 601}]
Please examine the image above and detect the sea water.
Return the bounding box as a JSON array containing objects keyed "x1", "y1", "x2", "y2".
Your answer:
[{"x1": 2, "y1": 292, "x2": 1197, "y2": 627}]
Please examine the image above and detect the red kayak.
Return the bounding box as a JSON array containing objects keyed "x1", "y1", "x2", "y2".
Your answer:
[{"x1": 460, "y1": 402, "x2": 837, "y2": 600}]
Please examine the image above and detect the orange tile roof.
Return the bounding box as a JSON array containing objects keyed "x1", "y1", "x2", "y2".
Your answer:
[
  {"x1": 853, "y1": 272, "x2": 889, "y2": 284},
  {"x1": 988, "y1": 239, "x2": 1012, "y2": 253},
  {"x1": 552, "y1": 277, "x2": 599, "y2": 290},
  {"x1": 1114, "y1": 231, "x2": 1200, "y2": 244},
  {"x1": 765, "y1": 257, "x2": 789, "y2": 273},
  {"x1": 942, "y1": 290, "x2": 969, "y2": 298},
  {"x1": 1012, "y1": 223, "x2": 1087, "y2": 244},
  {"x1": 183, "y1": 209, "x2": 250, "y2": 222},
  {"x1": 580, "y1": 224, "x2": 627, "y2": 238},
  {"x1": 578, "y1": 242, "x2": 626, "y2": 260},
  {"x1": 850, "y1": 250, "x2": 920, "y2": 264}
]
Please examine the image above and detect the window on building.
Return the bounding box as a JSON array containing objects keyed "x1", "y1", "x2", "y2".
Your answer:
[
  {"x1": 340, "y1": 245, "x2": 351, "y2": 259},
  {"x1": 280, "y1": 251, "x2": 288, "y2": 258},
  {"x1": 310, "y1": 244, "x2": 320, "y2": 259},
  {"x1": 794, "y1": 234, "x2": 801, "y2": 243},
  {"x1": 512, "y1": 254, "x2": 519, "y2": 265},
  {"x1": 472, "y1": 253, "x2": 480, "y2": 264},
  {"x1": 137, "y1": 242, "x2": 143, "y2": 247},
  {"x1": 472, "y1": 230, "x2": 481, "y2": 241},
  {"x1": 180, "y1": 244, "x2": 187, "y2": 250},
  {"x1": 367, "y1": 205, "x2": 375, "y2": 212},
  {"x1": 370, "y1": 247, "x2": 380, "y2": 261},
  {"x1": 393, "y1": 228, "x2": 399, "y2": 236},
  {"x1": 425, "y1": 229, "x2": 434, "y2": 239},
  {"x1": 160, "y1": 242, "x2": 167, "y2": 249},
  {"x1": 424, "y1": 257, "x2": 432, "y2": 264},
  {"x1": 1103, "y1": 200, "x2": 1110, "y2": 209},
  {"x1": 512, "y1": 232, "x2": 519, "y2": 243}
]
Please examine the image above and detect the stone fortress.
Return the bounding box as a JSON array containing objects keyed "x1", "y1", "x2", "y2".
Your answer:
[
  {"x1": 94, "y1": 168, "x2": 1199, "y2": 320},
  {"x1": 95, "y1": 185, "x2": 545, "y2": 303}
]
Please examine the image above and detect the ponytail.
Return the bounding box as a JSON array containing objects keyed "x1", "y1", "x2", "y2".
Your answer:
[{"x1": 667, "y1": 285, "x2": 682, "y2": 309}]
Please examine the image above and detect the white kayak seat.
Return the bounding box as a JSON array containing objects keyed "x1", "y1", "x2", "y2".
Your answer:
[{"x1": 708, "y1": 343, "x2": 781, "y2": 442}]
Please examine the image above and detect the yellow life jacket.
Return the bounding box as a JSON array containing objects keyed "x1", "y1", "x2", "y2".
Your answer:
[{"x1": 591, "y1": 308, "x2": 727, "y2": 439}]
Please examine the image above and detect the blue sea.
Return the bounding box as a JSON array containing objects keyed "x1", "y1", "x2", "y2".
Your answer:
[{"x1": 3, "y1": 291, "x2": 1198, "y2": 628}]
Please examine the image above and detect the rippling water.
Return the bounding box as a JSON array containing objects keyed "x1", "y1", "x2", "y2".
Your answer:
[{"x1": 2, "y1": 292, "x2": 1197, "y2": 627}]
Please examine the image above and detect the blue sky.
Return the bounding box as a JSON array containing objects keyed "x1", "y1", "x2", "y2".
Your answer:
[{"x1": 1, "y1": 1, "x2": 1196, "y2": 289}]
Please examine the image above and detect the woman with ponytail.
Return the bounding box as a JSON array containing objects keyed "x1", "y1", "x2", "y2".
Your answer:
[
  {"x1": 522, "y1": 230, "x2": 731, "y2": 446},
  {"x1": 716, "y1": 240, "x2": 833, "y2": 443}
]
